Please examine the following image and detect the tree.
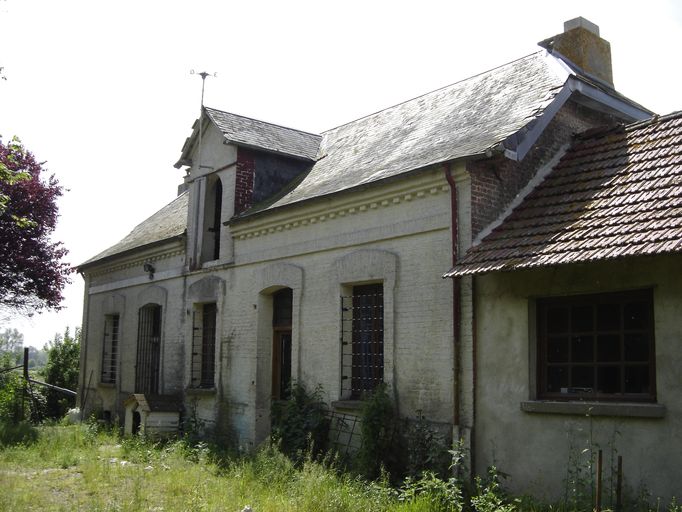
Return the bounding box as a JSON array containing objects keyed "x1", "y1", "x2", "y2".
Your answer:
[
  {"x1": 0, "y1": 137, "x2": 71, "y2": 312},
  {"x1": 0, "y1": 328, "x2": 24, "y2": 365},
  {"x1": 43, "y1": 327, "x2": 80, "y2": 419}
]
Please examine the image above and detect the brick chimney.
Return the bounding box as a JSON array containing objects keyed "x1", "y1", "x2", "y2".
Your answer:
[{"x1": 539, "y1": 17, "x2": 613, "y2": 87}]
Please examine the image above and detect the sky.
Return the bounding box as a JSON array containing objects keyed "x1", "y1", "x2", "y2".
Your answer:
[{"x1": 0, "y1": 0, "x2": 680, "y2": 348}]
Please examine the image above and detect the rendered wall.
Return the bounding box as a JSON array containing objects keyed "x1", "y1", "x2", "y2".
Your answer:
[{"x1": 474, "y1": 254, "x2": 682, "y2": 501}]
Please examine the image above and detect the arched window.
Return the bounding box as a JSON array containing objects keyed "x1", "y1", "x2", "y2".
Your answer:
[
  {"x1": 136, "y1": 303, "x2": 162, "y2": 394},
  {"x1": 272, "y1": 288, "x2": 293, "y2": 400}
]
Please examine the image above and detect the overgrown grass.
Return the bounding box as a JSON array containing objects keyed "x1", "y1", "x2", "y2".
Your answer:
[{"x1": 0, "y1": 424, "x2": 679, "y2": 511}]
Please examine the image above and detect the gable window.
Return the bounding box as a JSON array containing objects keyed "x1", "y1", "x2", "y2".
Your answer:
[
  {"x1": 101, "y1": 314, "x2": 119, "y2": 384},
  {"x1": 341, "y1": 283, "x2": 384, "y2": 399},
  {"x1": 201, "y1": 177, "x2": 222, "y2": 263},
  {"x1": 272, "y1": 288, "x2": 292, "y2": 400},
  {"x1": 191, "y1": 303, "x2": 217, "y2": 388},
  {"x1": 537, "y1": 289, "x2": 655, "y2": 402}
]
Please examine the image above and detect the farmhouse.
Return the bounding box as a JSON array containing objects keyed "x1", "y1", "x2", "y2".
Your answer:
[{"x1": 77, "y1": 17, "x2": 678, "y2": 499}]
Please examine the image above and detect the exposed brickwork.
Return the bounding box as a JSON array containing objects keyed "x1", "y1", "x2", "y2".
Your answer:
[
  {"x1": 467, "y1": 101, "x2": 620, "y2": 238},
  {"x1": 235, "y1": 148, "x2": 255, "y2": 215}
]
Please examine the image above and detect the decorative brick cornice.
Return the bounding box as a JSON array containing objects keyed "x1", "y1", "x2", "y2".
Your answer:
[
  {"x1": 231, "y1": 171, "x2": 450, "y2": 241},
  {"x1": 86, "y1": 248, "x2": 185, "y2": 278}
]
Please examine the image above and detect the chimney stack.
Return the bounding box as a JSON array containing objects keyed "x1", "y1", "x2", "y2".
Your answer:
[{"x1": 539, "y1": 17, "x2": 613, "y2": 87}]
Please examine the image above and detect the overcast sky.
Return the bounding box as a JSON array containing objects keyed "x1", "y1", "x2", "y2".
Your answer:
[{"x1": 1, "y1": 0, "x2": 680, "y2": 347}]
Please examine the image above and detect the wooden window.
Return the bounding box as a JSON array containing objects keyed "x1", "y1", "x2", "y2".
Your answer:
[
  {"x1": 101, "y1": 314, "x2": 119, "y2": 384},
  {"x1": 537, "y1": 289, "x2": 655, "y2": 401},
  {"x1": 191, "y1": 303, "x2": 217, "y2": 388},
  {"x1": 272, "y1": 289, "x2": 292, "y2": 400},
  {"x1": 341, "y1": 283, "x2": 384, "y2": 399}
]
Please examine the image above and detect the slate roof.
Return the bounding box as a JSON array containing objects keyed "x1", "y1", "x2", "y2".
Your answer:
[
  {"x1": 79, "y1": 191, "x2": 188, "y2": 268},
  {"x1": 445, "y1": 111, "x2": 682, "y2": 277},
  {"x1": 247, "y1": 51, "x2": 572, "y2": 213}
]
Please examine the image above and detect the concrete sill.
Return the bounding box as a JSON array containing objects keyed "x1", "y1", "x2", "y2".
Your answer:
[
  {"x1": 331, "y1": 400, "x2": 363, "y2": 412},
  {"x1": 521, "y1": 400, "x2": 666, "y2": 419},
  {"x1": 185, "y1": 387, "x2": 217, "y2": 396},
  {"x1": 98, "y1": 382, "x2": 115, "y2": 389}
]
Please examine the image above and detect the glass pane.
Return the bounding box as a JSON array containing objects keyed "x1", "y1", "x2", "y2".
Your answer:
[
  {"x1": 547, "y1": 365, "x2": 568, "y2": 392},
  {"x1": 572, "y1": 305, "x2": 594, "y2": 332},
  {"x1": 571, "y1": 335, "x2": 594, "y2": 362},
  {"x1": 547, "y1": 307, "x2": 569, "y2": 333},
  {"x1": 597, "y1": 334, "x2": 620, "y2": 362},
  {"x1": 597, "y1": 366, "x2": 621, "y2": 394},
  {"x1": 597, "y1": 303, "x2": 620, "y2": 331},
  {"x1": 625, "y1": 365, "x2": 650, "y2": 394},
  {"x1": 624, "y1": 333, "x2": 649, "y2": 361},
  {"x1": 571, "y1": 366, "x2": 594, "y2": 390},
  {"x1": 624, "y1": 301, "x2": 648, "y2": 330},
  {"x1": 547, "y1": 337, "x2": 569, "y2": 363}
]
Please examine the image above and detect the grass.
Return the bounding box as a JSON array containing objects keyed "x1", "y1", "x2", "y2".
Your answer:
[{"x1": 0, "y1": 424, "x2": 679, "y2": 512}]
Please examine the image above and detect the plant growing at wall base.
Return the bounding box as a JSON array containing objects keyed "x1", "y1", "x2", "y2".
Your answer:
[
  {"x1": 357, "y1": 383, "x2": 404, "y2": 480},
  {"x1": 270, "y1": 382, "x2": 330, "y2": 462}
]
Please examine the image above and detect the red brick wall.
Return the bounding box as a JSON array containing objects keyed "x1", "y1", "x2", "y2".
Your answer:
[
  {"x1": 467, "y1": 101, "x2": 619, "y2": 237},
  {"x1": 235, "y1": 148, "x2": 255, "y2": 215}
]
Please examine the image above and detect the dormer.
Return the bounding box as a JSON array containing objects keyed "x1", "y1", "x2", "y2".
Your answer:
[{"x1": 175, "y1": 107, "x2": 321, "y2": 270}]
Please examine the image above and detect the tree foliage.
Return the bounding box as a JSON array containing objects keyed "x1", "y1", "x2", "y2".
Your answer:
[
  {"x1": 43, "y1": 327, "x2": 80, "y2": 419},
  {"x1": 0, "y1": 136, "x2": 71, "y2": 312}
]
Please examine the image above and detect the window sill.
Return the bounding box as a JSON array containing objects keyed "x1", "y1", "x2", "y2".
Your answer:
[
  {"x1": 331, "y1": 400, "x2": 363, "y2": 412},
  {"x1": 521, "y1": 400, "x2": 666, "y2": 419},
  {"x1": 186, "y1": 387, "x2": 217, "y2": 396},
  {"x1": 98, "y1": 382, "x2": 116, "y2": 389}
]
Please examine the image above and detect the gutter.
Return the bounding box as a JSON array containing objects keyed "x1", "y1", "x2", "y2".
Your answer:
[{"x1": 443, "y1": 163, "x2": 461, "y2": 433}]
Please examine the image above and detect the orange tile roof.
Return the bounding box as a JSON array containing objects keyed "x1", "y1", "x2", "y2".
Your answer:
[{"x1": 446, "y1": 111, "x2": 682, "y2": 277}]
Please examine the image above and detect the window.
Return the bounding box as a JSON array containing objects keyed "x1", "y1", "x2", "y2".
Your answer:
[
  {"x1": 191, "y1": 303, "x2": 217, "y2": 388},
  {"x1": 201, "y1": 177, "x2": 222, "y2": 263},
  {"x1": 136, "y1": 304, "x2": 162, "y2": 394},
  {"x1": 101, "y1": 314, "x2": 119, "y2": 384},
  {"x1": 272, "y1": 288, "x2": 292, "y2": 400},
  {"x1": 537, "y1": 289, "x2": 655, "y2": 401},
  {"x1": 341, "y1": 283, "x2": 384, "y2": 399}
]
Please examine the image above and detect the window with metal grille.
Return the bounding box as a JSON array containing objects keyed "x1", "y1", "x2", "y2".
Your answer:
[
  {"x1": 101, "y1": 314, "x2": 119, "y2": 384},
  {"x1": 191, "y1": 303, "x2": 217, "y2": 388},
  {"x1": 537, "y1": 289, "x2": 655, "y2": 401},
  {"x1": 341, "y1": 283, "x2": 384, "y2": 399},
  {"x1": 136, "y1": 304, "x2": 162, "y2": 394}
]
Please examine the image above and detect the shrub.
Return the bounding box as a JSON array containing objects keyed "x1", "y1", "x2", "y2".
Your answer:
[
  {"x1": 0, "y1": 419, "x2": 38, "y2": 446},
  {"x1": 271, "y1": 382, "x2": 330, "y2": 462}
]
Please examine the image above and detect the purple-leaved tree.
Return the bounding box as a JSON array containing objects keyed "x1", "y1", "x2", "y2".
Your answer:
[{"x1": 0, "y1": 137, "x2": 71, "y2": 312}]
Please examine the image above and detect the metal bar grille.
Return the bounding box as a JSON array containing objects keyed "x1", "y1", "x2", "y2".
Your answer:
[
  {"x1": 191, "y1": 303, "x2": 216, "y2": 388},
  {"x1": 341, "y1": 284, "x2": 384, "y2": 399},
  {"x1": 101, "y1": 314, "x2": 119, "y2": 384},
  {"x1": 136, "y1": 304, "x2": 161, "y2": 394}
]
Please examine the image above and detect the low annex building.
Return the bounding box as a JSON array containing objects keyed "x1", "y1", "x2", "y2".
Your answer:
[{"x1": 76, "y1": 18, "x2": 674, "y2": 499}]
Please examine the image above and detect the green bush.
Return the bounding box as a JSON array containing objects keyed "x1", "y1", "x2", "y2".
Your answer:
[
  {"x1": 0, "y1": 419, "x2": 38, "y2": 446},
  {"x1": 271, "y1": 382, "x2": 330, "y2": 462}
]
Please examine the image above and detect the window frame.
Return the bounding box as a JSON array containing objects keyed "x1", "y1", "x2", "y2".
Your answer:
[
  {"x1": 190, "y1": 302, "x2": 217, "y2": 389},
  {"x1": 101, "y1": 314, "x2": 120, "y2": 384},
  {"x1": 536, "y1": 289, "x2": 656, "y2": 403},
  {"x1": 341, "y1": 283, "x2": 385, "y2": 400}
]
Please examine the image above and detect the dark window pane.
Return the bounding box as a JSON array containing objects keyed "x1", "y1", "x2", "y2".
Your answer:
[
  {"x1": 572, "y1": 305, "x2": 594, "y2": 332},
  {"x1": 597, "y1": 366, "x2": 621, "y2": 394},
  {"x1": 625, "y1": 365, "x2": 650, "y2": 394},
  {"x1": 547, "y1": 366, "x2": 568, "y2": 392},
  {"x1": 572, "y1": 335, "x2": 594, "y2": 362},
  {"x1": 597, "y1": 335, "x2": 621, "y2": 362},
  {"x1": 547, "y1": 307, "x2": 569, "y2": 333},
  {"x1": 597, "y1": 303, "x2": 620, "y2": 331},
  {"x1": 624, "y1": 301, "x2": 648, "y2": 330},
  {"x1": 624, "y1": 333, "x2": 649, "y2": 361},
  {"x1": 571, "y1": 366, "x2": 594, "y2": 390},
  {"x1": 547, "y1": 337, "x2": 569, "y2": 363},
  {"x1": 273, "y1": 288, "x2": 293, "y2": 327}
]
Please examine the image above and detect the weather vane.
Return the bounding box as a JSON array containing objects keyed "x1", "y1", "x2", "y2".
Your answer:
[{"x1": 190, "y1": 70, "x2": 217, "y2": 107}]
